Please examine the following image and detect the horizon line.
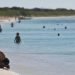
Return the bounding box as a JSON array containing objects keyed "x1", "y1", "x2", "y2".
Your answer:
[{"x1": 0, "y1": 6, "x2": 75, "y2": 10}]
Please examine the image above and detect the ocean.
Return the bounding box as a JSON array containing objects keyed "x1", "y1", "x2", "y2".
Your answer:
[{"x1": 0, "y1": 17, "x2": 75, "y2": 75}]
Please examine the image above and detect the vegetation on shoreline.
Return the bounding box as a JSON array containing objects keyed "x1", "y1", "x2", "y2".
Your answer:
[{"x1": 0, "y1": 7, "x2": 75, "y2": 17}]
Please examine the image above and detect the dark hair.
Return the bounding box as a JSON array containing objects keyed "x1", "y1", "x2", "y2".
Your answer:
[
  {"x1": 0, "y1": 51, "x2": 10, "y2": 69},
  {"x1": 2, "y1": 58, "x2": 9, "y2": 65},
  {"x1": 16, "y1": 32, "x2": 19, "y2": 35},
  {"x1": 0, "y1": 51, "x2": 5, "y2": 62}
]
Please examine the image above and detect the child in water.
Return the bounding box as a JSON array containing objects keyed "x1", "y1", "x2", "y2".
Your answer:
[{"x1": 14, "y1": 32, "x2": 21, "y2": 44}]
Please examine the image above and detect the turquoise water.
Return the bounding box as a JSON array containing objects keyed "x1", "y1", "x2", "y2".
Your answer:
[
  {"x1": 1, "y1": 18, "x2": 75, "y2": 75},
  {"x1": 0, "y1": 18, "x2": 75, "y2": 55}
]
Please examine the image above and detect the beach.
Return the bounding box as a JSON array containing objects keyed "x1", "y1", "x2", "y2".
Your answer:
[
  {"x1": 0, "y1": 17, "x2": 18, "y2": 24},
  {"x1": 0, "y1": 69, "x2": 19, "y2": 75},
  {"x1": 0, "y1": 16, "x2": 75, "y2": 75},
  {"x1": 0, "y1": 16, "x2": 75, "y2": 24},
  {"x1": 32, "y1": 16, "x2": 75, "y2": 20}
]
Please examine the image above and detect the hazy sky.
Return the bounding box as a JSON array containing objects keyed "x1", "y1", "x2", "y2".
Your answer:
[{"x1": 0, "y1": 0, "x2": 75, "y2": 9}]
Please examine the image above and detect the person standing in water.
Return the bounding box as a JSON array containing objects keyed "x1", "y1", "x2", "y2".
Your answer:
[
  {"x1": 43, "y1": 26, "x2": 45, "y2": 29},
  {"x1": 0, "y1": 25, "x2": 2, "y2": 32},
  {"x1": 64, "y1": 26, "x2": 67, "y2": 30},
  {"x1": 14, "y1": 32, "x2": 21, "y2": 44},
  {"x1": 57, "y1": 33, "x2": 60, "y2": 36},
  {"x1": 11, "y1": 22, "x2": 14, "y2": 27}
]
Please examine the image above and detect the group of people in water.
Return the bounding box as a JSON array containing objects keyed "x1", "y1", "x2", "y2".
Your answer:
[
  {"x1": 0, "y1": 22, "x2": 21, "y2": 44},
  {"x1": 43, "y1": 25, "x2": 67, "y2": 36},
  {"x1": 0, "y1": 21, "x2": 68, "y2": 44},
  {"x1": 57, "y1": 26, "x2": 67, "y2": 36},
  {"x1": 0, "y1": 22, "x2": 68, "y2": 70},
  {"x1": 0, "y1": 22, "x2": 21, "y2": 69}
]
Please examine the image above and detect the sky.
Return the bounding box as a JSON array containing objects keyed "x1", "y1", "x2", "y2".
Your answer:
[{"x1": 0, "y1": 0, "x2": 75, "y2": 9}]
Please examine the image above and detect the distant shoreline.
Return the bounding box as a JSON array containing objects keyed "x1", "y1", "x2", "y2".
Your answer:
[
  {"x1": 0, "y1": 15, "x2": 75, "y2": 24},
  {"x1": 31, "y1": 15, "x2": 75, "y2": 20}
]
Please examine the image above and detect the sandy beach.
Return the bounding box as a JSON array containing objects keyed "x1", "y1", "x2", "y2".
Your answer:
[
  {"x1": 0, "y1": 17, "x2": 18, "y2": 24},
  {"x1": 32, "y1": 16, "x2": 75, "y2": 20},
  {"x1": 0, "y1": 69, "x2": 19, "y2": 75}
]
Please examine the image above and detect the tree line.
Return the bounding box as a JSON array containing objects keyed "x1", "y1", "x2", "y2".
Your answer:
[{"x1": 0, "y1": 7, "x2": 75, "y2": 17}]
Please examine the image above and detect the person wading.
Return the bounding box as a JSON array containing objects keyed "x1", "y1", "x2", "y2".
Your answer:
[
  {"x1": 0, "y1": 25, "x2": 2, "y2": 32},
  {"x1": 14, "y1": 32, "x2": 21, "y2": 44}
]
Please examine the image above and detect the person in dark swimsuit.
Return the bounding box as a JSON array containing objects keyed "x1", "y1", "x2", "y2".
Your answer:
[
  {"x1": 0, "y1": 25, "x2": 2, "y2": 32},
  {"x1": 11, "y1": 22, "x2": 14, "y2": 27},
  {"x1": 14, "y1": 32, "x2": 21, "y2": 44}
]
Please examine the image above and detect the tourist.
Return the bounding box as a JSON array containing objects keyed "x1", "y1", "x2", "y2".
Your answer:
[
  {"x1": 0, "y1": 51, "x2": 10, "y2": 69},
  {"x1": 0, "y1": 25, "x2": 2, "y2": 32},
  {"x1": 43, "y1": 26, "x2": 45, "y2": 28},
  {"x1": 14, "y1": 32, "x2": 21, "y2": 44},
  {"x1": 57, "y1": 33, "x2": 60, "y2": 36},
  {"x1": 65, "y1": 26, "x2": 67, "y2": 29},
  {"x1": 11, "y1": 22, "x2": 14, "y2": 27}
]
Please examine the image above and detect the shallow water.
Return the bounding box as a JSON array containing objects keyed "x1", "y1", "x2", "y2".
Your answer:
[{"x1": 0, "y1": 17, "x2": 75, "y2": 75}]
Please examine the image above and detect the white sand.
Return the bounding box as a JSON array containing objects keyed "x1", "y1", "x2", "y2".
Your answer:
[
  {"x1": 0, "y1": 69, "x2": 20, "y2": 75},
  {"x1": 0, "y1": 17, "x2": 18, "y2": 24},
  {"x1": 32, "y1": 16, "x2": 75, "y2": 20}
]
